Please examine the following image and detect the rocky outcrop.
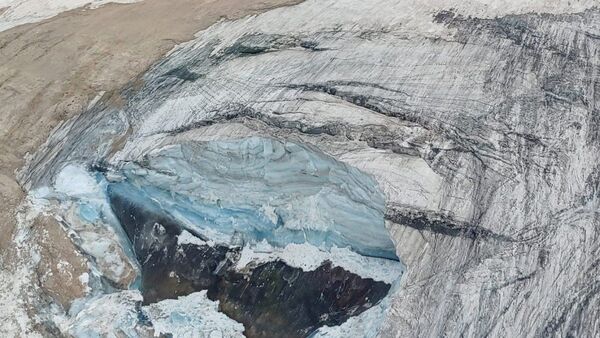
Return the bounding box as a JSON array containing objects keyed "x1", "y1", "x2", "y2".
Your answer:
[{"x1": 31, "y1": 216, "x2": 90, "y2": 310}]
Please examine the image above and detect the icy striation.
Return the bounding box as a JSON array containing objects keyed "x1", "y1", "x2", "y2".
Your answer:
[
  {"x1": 16, "y1": 0, "x2": 600, "y2": 336},
  {"x1": 115, "y1": 137, "x2": 396, "y2": 259}
]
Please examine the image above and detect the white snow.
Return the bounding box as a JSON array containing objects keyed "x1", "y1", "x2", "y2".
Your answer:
[
  {"x1": 86, "y1": 91, "x2": 106, "y2": 110},
  {"x1": 312, "y1": 297, "x2": 390, "y2": 338},
  {"x1": 60, "y1": 290, "x2": 245, "y2": 337},
  {"x1": 54, "y1": 164, "x2": 101, "y2": 198},
  {"x1": 0, "y1": 0, "x2": 140, "y2": 32},
  {"x1": 78, "y1": 273, "x2": 91, "y2": 293},
  {"x1": 237, "y1": 241, "x2": 403, "y2": 284},
  {"x1": 77, "y1": 272, "x2": 89, "y2": 285},
  {"x1": 177, "y1": 230, "x2": 212, "y2": 247}
]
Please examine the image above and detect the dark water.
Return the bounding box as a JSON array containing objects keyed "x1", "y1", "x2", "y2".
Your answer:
[{"x1": 108, "y1": 183, "x2": 390, "y2": 338}]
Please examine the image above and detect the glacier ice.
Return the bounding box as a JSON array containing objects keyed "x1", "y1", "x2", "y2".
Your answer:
[
  {"x1": 235, "y1": 241, "x2": 402, "y2": 283},
  {"x1": 114, "y1": 136, "x2": 398, "y2": 260},
  {"x1": 12, "y1": 0, "x2": 600, "y2": 335},
  {"x1": 143, "y1": 291, "x2": 245, "y2": 338},
  {"x1": 65, "y1": 290, "x2": 246, "y2": 337},
  {"x1": 106, "y1": 165, "x2": 396, "y2": 336},
  {"x1": 29, "y1": 164, "x2": 139, "y2": 289},
  {"x1": 61, "y1": 290, "x2": 151, "y2": 337}
]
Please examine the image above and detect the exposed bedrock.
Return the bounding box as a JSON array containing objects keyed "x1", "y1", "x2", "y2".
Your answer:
[
  {"x1": 107, "y1": 172, "x2": 391, "y2": 338},
  {"x1": 18, "y1": 0, "x2": 600, "y2": 336}
]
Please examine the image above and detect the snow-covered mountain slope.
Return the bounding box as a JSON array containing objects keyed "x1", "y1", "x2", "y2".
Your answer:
[
  {"x1": 0, "y1": 0, "x2": 140, "y2": 32},
  {"x1": 15, "y1": 0, "x2": 600, "y2": 336}
]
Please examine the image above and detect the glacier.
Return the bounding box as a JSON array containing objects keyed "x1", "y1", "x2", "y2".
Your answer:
[{"x1": 12, "y1": 0, "x2": 600, "y2": 336}]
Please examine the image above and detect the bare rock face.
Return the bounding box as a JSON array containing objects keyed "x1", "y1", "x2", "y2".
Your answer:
[
  {"x1": 31, "y1": 216, "x2": 89, "y2": 310},
  {"x1": 12, "y1": 0, "x2": 600, "y2": 337}
]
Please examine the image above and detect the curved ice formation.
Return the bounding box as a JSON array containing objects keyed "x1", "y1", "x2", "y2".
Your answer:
[{"x1": 116, "y1": 136, "x2": 398, "y2": 260}]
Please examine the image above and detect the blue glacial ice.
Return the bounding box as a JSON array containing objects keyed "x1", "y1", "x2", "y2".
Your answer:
[{"x1": 113, "y1": 136, "x2": 398, "y2": 260}]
